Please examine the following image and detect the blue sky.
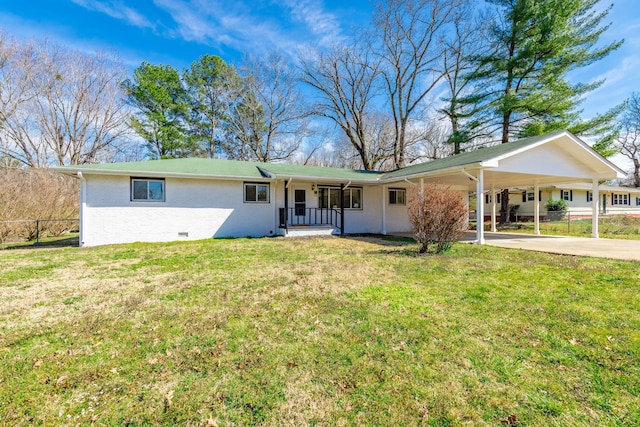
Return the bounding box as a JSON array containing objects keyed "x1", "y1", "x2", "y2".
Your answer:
[{"x1": 1, "y1": 0, "x2": 638, "y2": 120}]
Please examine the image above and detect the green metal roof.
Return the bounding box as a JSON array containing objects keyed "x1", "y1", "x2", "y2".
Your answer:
[
  {"x1": 381, "y1": 131, "x2": 566, "y2": 180},
  {"x1": 56, "y1": 157, "x2": 383, "y2": 181},
  {"x1": 55, "y1": 131, "x2": 570, "y2": 182}
]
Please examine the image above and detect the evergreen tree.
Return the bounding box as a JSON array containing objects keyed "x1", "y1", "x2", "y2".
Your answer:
[
  {"x1": 123, "y1": 62, "x2": 194, "y2": 159},
  {"x1": 183, "y1": 55, "x2": 236, "y2": 158},
  {"x1": 466, "y1": 0, "x2": 622, "y2": 222}
]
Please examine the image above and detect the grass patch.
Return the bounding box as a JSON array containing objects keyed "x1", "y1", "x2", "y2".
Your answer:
[
  {"x1": 1, "y1": 237, "x2": 639, "y2": 425},
  {"x1": 493, "y1": 215, "x2": 640, "y2": 240}
]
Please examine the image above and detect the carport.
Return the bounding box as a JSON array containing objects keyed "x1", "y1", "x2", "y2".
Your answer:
[{"x1": 380, "y1": 130, "x2": 626, "y2": 244}]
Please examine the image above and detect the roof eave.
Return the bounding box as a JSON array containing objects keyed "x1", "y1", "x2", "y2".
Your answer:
[
  {"x1": 269, "y1": 173, "x2": 380, "y2": 184},
  {"x1": 53, "y1": 167, "x2": 266, "y2": 182},
  {"x1": 380, "y1": 162, "x2": 490, "y2": 183}
]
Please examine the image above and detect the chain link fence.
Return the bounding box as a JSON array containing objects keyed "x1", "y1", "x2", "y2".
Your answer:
[
  {"x1": 0, "y1": 218, "x2": 79, "y2": 245},
  {"x1": 472, "y1": 210, "x2": 640, "y2": 238}
]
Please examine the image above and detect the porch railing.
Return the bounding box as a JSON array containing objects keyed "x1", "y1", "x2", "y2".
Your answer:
[{"x1": 279, "y1": 207, "x2": 341, "y2": 232}]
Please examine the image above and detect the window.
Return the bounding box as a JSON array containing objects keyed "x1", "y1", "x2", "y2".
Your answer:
[
  {"x1": 485, "y1": 193, "x2": 501, "y2": 204},
  {"x1": 612, "y1": 193, "x2": 629, "y2": 205},
  {"x1": 244, "y1": 183, "x2": 269, "y2": 203},
  {"x1": 561, "y1": 190, "x2": 572, "y2": 201},
  {"x1": 389, "y1": 188, "x2": 406, "y2": 205},
  {"x1": 319, "y1": 186, "x2": 362, "y2": 209},
  {"x1": 587, "y1": 191, "x2": 592, "y2": 202},
  {"x1": 636, "y1": 197, "x2": 640, "y2": 206},
  {"x1": 131, "y1": 178, "x2": 165, "y2": 202},
  {"x1": 527, "y1": 192, "x2": 535, "y2": 202}
]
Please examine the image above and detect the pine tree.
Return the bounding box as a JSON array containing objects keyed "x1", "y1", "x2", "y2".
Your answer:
[{"x1": 466, "y1": 0, "x2": 622, "y2": 222}]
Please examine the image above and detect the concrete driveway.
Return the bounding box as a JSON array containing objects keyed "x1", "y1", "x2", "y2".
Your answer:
[{"x1": 461, "y1": 232, "x2": 640, "y2": 261}]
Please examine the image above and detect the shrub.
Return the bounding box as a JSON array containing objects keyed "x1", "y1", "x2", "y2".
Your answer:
[
  {"x1": 407, "y1": 184, "x2": 468, "y2": 254},
  {"x1": 545, "y1": 198, "x2": 568, "y2": 220}
]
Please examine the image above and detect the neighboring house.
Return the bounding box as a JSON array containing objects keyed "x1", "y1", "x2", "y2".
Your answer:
[
  {"x1": 484, "y1": 184, "x2": 640, "y2": 219},
  {"x1": 55, "y1": 130, "x2": 626, "y2": 246}
]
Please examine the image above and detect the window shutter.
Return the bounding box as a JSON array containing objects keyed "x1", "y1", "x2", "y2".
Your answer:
[
  {"x1": 485, "y1": 194, "x2": 489, "y2": 204},
  {"x1": 539, "y1": 191, "x2": 542, "y2": 202},
  {"x1": 522, "y1": 191, "x2": 526, "y2": 203},
  {"x1": 629, "y1": 193, "x2": 632, "y2": 205},
  {"x1": 570, "y1": 190, "x2": 573, "y2": 202}
]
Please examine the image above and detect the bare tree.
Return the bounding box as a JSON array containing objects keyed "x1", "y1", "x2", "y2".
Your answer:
[
  {"x1": 439, "y1": 1, "x2": 487, "y2": 154},
  {"x1": 224, "y1": 53, "x2": 310, "y2": 162},
  {"x1": 0, "y1": 33, "x2": 45, "y2": 167},
  {"x1": 300, "y1": 43, "x2": 388, "y2": 170},
  {"x1": 373, "y1": 0, "x2": 461, "y2": 168},
  {"x1": 35, "y1": 44, "x2": 131, "y2": 165},
  {"x1": 0, "y1": 36, "x2": 131, "y2": 166},
  {"x1": 413, "y1": 119, "x2": 454, "y2": 161},
  {"x1": 618, "y1": 93, "x2": 640, "y2": 187}
]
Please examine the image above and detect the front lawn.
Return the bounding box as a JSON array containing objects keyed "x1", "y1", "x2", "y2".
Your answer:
[{"x1": 1, "y1": 237, "x2": 638, "y2": 425}]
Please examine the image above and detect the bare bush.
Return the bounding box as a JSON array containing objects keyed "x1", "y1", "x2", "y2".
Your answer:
[
  {"x1": 0, "y1": 167, "x2": 78, "y2": 242},
  {"x1": 408, "y1": 184, "x2": 468, "y2": 254}
]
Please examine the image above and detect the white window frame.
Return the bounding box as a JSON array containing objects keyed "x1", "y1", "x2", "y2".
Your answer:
[
  {"x1": 244, "y1": 182, "x2": 270, "y2": 203},
  {"x1": 561, "y1": 190, "x2": 572, "y2": 201},
  {"x1": 131, "y1": 178, "x2": 165, "y2": 202},
  {"x1": 527, "y1": 192, "x2": 535, "y2": 202},
  {"x1": 389, "y1": 188, "x2": 406, "y2": 206},
  {"x1": 319, "y1": 186, "x2": 363, "y2": 209}
]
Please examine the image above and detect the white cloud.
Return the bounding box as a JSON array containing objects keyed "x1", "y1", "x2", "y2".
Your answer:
[
  {"x1": 151, "y1": 0, "x2": 343, "y2": 58},
  {"x1": 71, "y1": 0, "x2": 154, "y2": 29},
  {"x1": 278, "y1": 0, "x2": 343, "y2": 46}
]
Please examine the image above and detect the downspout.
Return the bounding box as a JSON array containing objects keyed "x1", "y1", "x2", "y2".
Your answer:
[{"x1": 77, "y1": 171, "x2": 86, "y2": 247}]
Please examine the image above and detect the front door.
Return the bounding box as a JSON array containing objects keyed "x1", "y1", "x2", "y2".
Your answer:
[{"x1": 294, "y1": 189, "x2": 306, "y2": 217}]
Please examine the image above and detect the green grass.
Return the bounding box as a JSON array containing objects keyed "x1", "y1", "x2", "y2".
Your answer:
[
  {"x1": 493, "y1": 215, "x2": 640, "y2": 240},
  {"x1": 1, "y1": 237, "x2": 639, "y2": 426}
]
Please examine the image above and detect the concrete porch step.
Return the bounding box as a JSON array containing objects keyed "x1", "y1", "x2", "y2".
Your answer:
[{"x1": 285, "y1": 225, "x2": 338, "y2": 237}]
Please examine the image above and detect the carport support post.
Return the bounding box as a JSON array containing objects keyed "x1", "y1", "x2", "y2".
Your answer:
[
  {"x1": 592, "y1": 179, "x2": 599, "y2": 238},
  {"x1": 476, "y1": 169, "x2": 485, "y2": 245},
  {"x1": 534, "y1": 182, "x2": 540, "y2": 235},
  {"x1": 490, "y1": 186, "x2": 497, "y2": 232}
]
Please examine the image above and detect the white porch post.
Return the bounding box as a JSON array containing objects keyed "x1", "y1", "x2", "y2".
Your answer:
[
  {"x1": 534, "y1": 181, "x2": 540, "y2": 235},
  {"x1": 490, "y1": 185, "x2": 497, "y2": 232},
  {"x1": 592, "y1": 179, "x2": 599, "y2": 238},
  {"x1": 476, "y1": 169, "x2": 485, "y2": 245},
  {"x1": 381, "y1": 185, "x2": 387, "y2": 235},
  {"x1": 273, "y1": 180, "x2": 278, "y2": 235},
  {"x1": 420, "y1": 178, "x2": 424, "y2": 192}
]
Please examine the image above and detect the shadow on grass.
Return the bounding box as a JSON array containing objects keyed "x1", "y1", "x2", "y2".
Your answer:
[
  {"x1": 341, "y1": 234, "x2": 427, "y2": 257},
  {"x1": 1, "y1": 235, "x2": 79, "y2": 250}
]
